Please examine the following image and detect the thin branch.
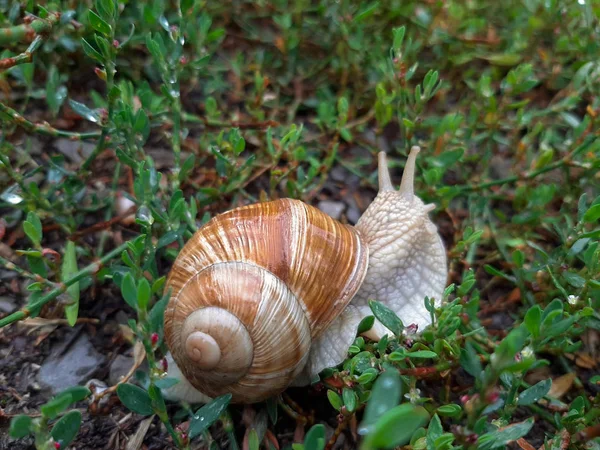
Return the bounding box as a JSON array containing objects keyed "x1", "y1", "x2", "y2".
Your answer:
[
  {"x1": 0, "y1": 101, "x2": 101, "y2": 139},
  {"x1": 0, "y1": 242, "x2": 129, "y2": 328},
  {"x1": 0, "y1": 12, "x2": 61, "y2": 46}
]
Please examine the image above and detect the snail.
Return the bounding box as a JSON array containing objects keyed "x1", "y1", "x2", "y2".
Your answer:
[{"x1": 162, "y1": 146, "x2": 447, "y2": 404}]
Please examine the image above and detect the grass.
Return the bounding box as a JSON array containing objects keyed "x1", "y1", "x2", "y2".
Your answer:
[{"x1": 0, "y1": 1, "x2": 599, "y2": 449}]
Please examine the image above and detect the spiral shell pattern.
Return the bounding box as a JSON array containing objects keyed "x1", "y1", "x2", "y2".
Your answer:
[{"x1": 164, "y1": 199, "x2": 368, "y2": 403}]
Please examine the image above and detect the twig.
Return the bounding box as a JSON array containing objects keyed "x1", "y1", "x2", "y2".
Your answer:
[
  {"x1": 0, "y1": 12, "x2": 61, "y2": 46},
  {"x1": 93, "y1": 341, "x2": 146, "y2": 402},
  {"x1": 0, "y1": 242, "x2": 129, "y2": 328},
  {"x1": 454, "y1": 134, "x2": 595, "y2": 193},
  {"x1": 0, "y1": 36, "x2": 43, "y2": 70},
  {"x1": 0, "y1": 102, "x2": 101, "y2": 139},
  {"x1": 0, "y1": 255, "x2": 59, "y2": 289}
]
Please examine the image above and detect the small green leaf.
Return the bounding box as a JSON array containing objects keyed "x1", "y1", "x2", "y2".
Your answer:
[
  {"x1": 427, "y1": 414, "x2": 443, "y2": 450},
  {"x1": 81, "y1": 37, "x2": 103, "y2": 62},
  {"x1": 583, "y1": 204, "x2": 600, "y2": 223},
  {"x1": 368, "y1": 300, "x2": 404, "y2": 336},
  {"x1": 121, "y1": 272, "x2": 138, "y2": 310},
  {"x1": 58, "y1": 386, "x2": 91, "y2": 403},
  {"x1": 154, "y1": 377, "x2": 179, "y2": 389},
  {"x1": 517, "y1": 379, "x2": 551, "y2": 406},
  {"x1": 392, "y1": 26, "x2": 405, "y2": 51},
  {"x1": 189, "y1": 394, "x2": 232, "y2": 438},
  {"x1": 68, "y1": 99, "x2": 101, "y2": 123},
  {"x1": 436, "y1": 404, "x2": 462, "y2": 417},
  {"x1": 327, "y1": 389, "x2": 343, "y2": 411},
  {"x1": 362, "y1": 403, "x2": 430, "y2": 449},
  {"x1": 304, "y1": 424, "x2": 326, "y2": 450},
  {"x1": 459, "y1": 341, "x2": 482, "y2": 377},
  {"x1": 353, "y1": 2, "x2": 379, "y2": 23},
  {"x1": 117, "y1": 384, "x2": 154, "y2": 416},
  {"x1": 23, "y1": 212, "x2": 42, "y2": 246},
  {"x1": 88, "y1": 10, "x2": 112, "y2": 37},
  {"x1": 360, "y1": 369, "x2": 402, "y2": 433},
  {"x1": 9, "y1": 415, "x2": 32, "y2": 439},
  {"x1": 357, "y1": 315, "x2": 374, "y2": 334},
  {"x1": 524, "y1": 305, "x2": 542, "y2": 338},
  {"x1": 50, "y1": 410, "x2": 82, "y2": 448},
  {"x1": 248, "y1": 429, "x2": 259, "y2": 450},
  {"x1": 62, "y1": 241, "x2": 80, "y2": 326},
  {"x1": 407, "y1": 350, "x2": 438, "y2": 359},
  {"x1": 41, "y1": 394, "x2": 73, "y2": 420},
  {"x1": 342, "y1": 388, "x2": 357, "y2": 413},
  {"x1": 137, "y1": 278, "x2": 151, "y2": 311},
  {"x1": 477, "y1": 418, "x2": 534, "y2": 449}
]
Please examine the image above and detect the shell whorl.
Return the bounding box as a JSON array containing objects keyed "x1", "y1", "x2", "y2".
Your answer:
[{"x1": 164, "y1": 199, "x2": 369, "y2": 403}]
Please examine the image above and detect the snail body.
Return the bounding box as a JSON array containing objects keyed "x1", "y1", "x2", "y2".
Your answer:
[{"x1": 163, "y1": 147, "x2": 447, "y2": 404}]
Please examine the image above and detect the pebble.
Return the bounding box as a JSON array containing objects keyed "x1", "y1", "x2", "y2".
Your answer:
[
  {"x1": 109, "y1": 354, "x2": 134, "y2": 386},
  {"x1": 38, "y1": 334, "x2": 105, "y2": 394},
  {"x1": 0, "y1": 296, "x2": 16, "y2": 313},
  {"x1": 53, "y1": 138, "x2": 95, "y2": 163}
]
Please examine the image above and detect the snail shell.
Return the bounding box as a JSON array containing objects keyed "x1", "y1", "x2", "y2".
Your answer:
[{"x1": 164, "y1": 198, "x2": 368, "y2": 403}]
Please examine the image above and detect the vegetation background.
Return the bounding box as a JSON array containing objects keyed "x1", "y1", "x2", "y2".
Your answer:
[{"x1": 0, "y1": 1, "x2": 599, "y2": 449}]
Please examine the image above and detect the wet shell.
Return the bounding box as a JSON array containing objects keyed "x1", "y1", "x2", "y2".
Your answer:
[{"x1": 164, "y1": 198, "x2": 368, "y2": 403}]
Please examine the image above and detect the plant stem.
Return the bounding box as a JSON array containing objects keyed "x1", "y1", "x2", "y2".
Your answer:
[
  {"x1": 454, "y1": 136, "x2": 595, "y2": 193},
  {"x1": 0, "y1": 242, "x2": 129, "y2": 328},
  {"x1": 0, "y1": 12, "x2": 61, "y2": 46},
  {"x1": 81, "y1": 67, "x2": 115, "y2": 171},
  {"x1": 0, "y1": 35, "x2": 45, "y2": 70},
  {"x1": 0, "y1": 256, "x2": 59, "y2": 289},
  {"x1": 0, "y1": 102, "x2": 100, "y2": 139}
]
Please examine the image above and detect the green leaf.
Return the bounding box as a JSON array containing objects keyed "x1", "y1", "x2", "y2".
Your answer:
[
  {"x1": 304, "y1": 424, "x2": 326, "y2": 450},
  {"x1": 360, "y1": 369, "x2": 402, "y2": 433},
  {"x1": 327, "y1": 389, "x2": 343, "y2": 411},
  {"x1": 357, "y1": 315, "x2": 374, "y2": 334},
  {"x1": 353, "y1": 2, "x2": 379, "y2": 22},
  {"x1": 459, "y1": 341, "x2": 482, "y2": 377},
  {"x1": 392, "y1": 26, "x2": 405, "y2": 51},
  {"x1": 436, "y1": 404, "x2": 461, "y2": 417},
  {"x1": 368, "y1": 300, "x2": 404, "y2": 336},
  {"x1": 248, "y1": 429, "x2": 259, "y2": 450},
  {"x1": 50, "y1": 410, "x2": 82, "y2": 448},
  {"x1": 41, "y1": 393, "x2": 73, "y2": 420},
  {"x1": 57, "y1": 386, "x2": 91, "y2": 403},
  {"x1": 116, "y1": 384, "x2": 154, "y2": 416},
  {"x1": 583, "y1": 204, "x2": 600, "y2": 223},
  {"x1": 9, "y1": 415, "x2": 32, "y2": 439},
  {"x1": 189, "y1": 394, "x2": 232, "y2": 439},
  {"x1": 88, "y1": 10, "x2": 112, "y2": 37},
  {"x1": 362, "y1": 403, "x2": 430, "y2": 449},
  {"x1": 407, "y1": 350, "x2": 438, "y2": 359},
  {"x1": 517, "y1": 379, "x2": 552, "y2": 406},
  {"x1": 62, "y1": 241, "x2": 80, "y2": 326},
  {"x1": 68, "y1": 99, "x2": 102, "y2": 123},
  {"x1": 342, "y1": 388, "x2": 357, "y2": 413},
  {"x1": 477, "y1": 418, "x2": 534, "y2": 449},
  {"x1": 154, "y1": 377, "x2": 179, "y2": 389},
  {"x1": 23, "y1": 222, "x2": 41, "y2": 247},
  {"x1": 81, "y1": 37, "x2": 103, "y2": 63},
  {"x1": 427, "y1": 414, "x2": 443, "y2": 450},
  {"x1": 121, "y1": 272, "x2": 138, "y2": 310},
  {"x1": 137, "y1": 278, "x2": 151, "y2": 311},
  {"x1": 524, "y1": 305, "x2": 542, "y2": 338}
]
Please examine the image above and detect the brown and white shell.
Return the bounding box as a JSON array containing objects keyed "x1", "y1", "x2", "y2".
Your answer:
[{"x1": 164, "y1": 198, "x2": 368, "y2": 403}]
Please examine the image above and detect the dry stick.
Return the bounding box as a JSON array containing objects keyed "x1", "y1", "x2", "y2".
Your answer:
[
  {"x1": 0, "y1": 242, "x2": 129, "y2": 328},
  {"x1": 0, "y1": 101, "x2": 101, "y2": 139}
]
